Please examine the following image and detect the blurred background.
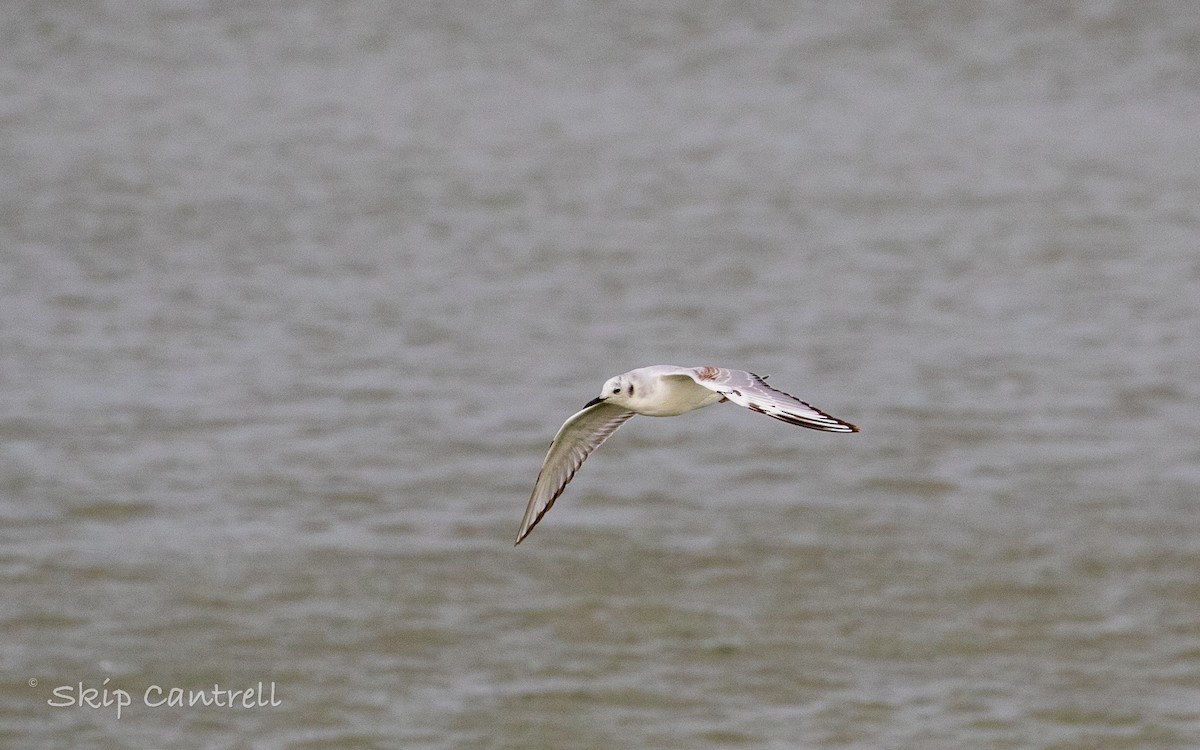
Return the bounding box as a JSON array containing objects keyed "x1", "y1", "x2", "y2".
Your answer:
[{"x1": 2, "y1": 1, "x2": 1198, "y2": 748}]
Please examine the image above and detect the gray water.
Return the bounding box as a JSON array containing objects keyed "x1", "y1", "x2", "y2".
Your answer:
[{"x1": 3, "y1": 2, "x2": 1200, "y2": 748}]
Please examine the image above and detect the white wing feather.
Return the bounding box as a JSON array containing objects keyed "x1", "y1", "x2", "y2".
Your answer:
[
  {"x1": 677, "y1": 367, "x2": 858, "y2": 433},
  {"x1": 516, "y1": 402, "x2": 636, "y2": 544}
]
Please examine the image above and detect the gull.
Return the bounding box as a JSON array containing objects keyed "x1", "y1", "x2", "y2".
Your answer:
[{"x1": 515, "y1": 365, "x2": 858, "y2": 544}]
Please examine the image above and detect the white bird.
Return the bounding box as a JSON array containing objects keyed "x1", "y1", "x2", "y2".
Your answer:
[{"x1": 516, "y1": 365, "x2": 858, "y2": 544}]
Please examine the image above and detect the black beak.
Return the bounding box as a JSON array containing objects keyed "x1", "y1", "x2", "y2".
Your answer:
[{"x1": 583, "y1": 396, "x2": 605, "y2": 408}]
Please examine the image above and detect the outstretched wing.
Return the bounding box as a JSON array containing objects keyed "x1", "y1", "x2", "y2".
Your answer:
[
  {"x1": 516, "y1": 401, "x2": 636, "y2": 544},
  {"x1": 678, "y1": 367, "x2": 858, "y2": 433}
]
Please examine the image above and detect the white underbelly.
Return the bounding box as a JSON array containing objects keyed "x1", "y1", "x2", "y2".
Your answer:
[{"x1": 637, "y1": 383, "x2": 723, "y2": 417}]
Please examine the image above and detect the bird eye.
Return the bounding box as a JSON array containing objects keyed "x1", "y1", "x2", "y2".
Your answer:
[{"x1": 612, "y1": 387, "x2": 621, "y2": 394}]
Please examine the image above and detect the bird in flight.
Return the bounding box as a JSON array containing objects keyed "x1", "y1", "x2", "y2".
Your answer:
[{"x1": 516, "y1": 365, "x2": 857, "y2": 544}]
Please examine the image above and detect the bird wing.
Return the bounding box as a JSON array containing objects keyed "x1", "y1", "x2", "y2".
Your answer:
[
  {"x1": 673, "y1": 367, "x2": 858, "y2": 433},
  {"x1": 516, "y1": 401, "x2": 636, "y2": 544}
]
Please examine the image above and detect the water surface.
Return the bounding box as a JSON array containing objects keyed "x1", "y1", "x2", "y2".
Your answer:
[{"x1": 2, "y1": 2, "x2": 1199, "y2": 748}]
